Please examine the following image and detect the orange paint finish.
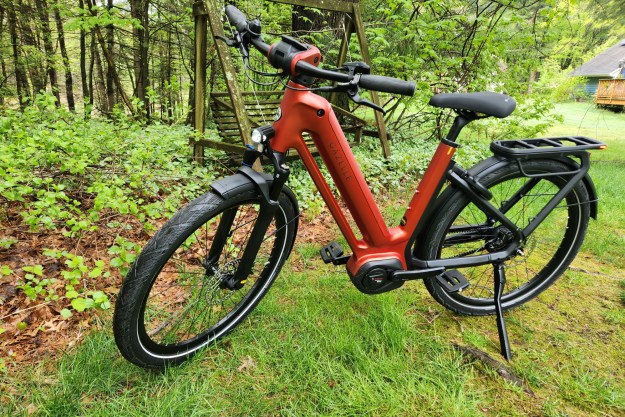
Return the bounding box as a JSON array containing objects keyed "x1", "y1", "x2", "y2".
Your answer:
[
  {"x1": 345, "y1": 143, "x2": 456, "y2": 275},
  {"x1": 272, "y1": 82, "x2": 389, "y2": 248},
  {"x1": 290, "y1": 46, "x2": 321, "y2": 75},
  {"x1": 270, "y1": 81, "x2": 455, "y2": 277},
  {"x1": 401, "y1": 142, "x2": 456, "y2": 235}
]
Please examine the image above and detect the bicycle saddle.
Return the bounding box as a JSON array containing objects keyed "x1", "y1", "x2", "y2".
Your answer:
[{"x1": 429, "y1": 92, "x2": 516, "y2": 118}]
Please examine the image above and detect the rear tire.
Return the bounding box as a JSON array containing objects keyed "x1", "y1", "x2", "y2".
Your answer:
[
  {"x1": 113, "y1": 186, "x2": 297, "y2": 369},
  {"x1": 418, "y1": 158, "x2": 590, "y2": 315}
]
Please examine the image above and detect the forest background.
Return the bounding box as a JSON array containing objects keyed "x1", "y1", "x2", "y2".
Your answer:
[
  {"x1": 1, "y1": 0, "x2": 625, "y2": 415},
  {"x1": 1, "y1": 0, "x2": 624, "y2": 122}
]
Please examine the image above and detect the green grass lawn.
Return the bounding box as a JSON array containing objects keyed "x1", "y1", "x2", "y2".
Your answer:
[
  {"x1": 2, "y1": 102, "x2": 624, "y2": 417},
  {"x1": 545, "y1": 102, "x2": 625, "y2": 266}
]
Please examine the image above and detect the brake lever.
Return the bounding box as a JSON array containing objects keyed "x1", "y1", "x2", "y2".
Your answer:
[
  {"x1": 349, "y1": 90, "x2": 386, "y2": 114},
  {"x1": 215, "y1": 35, "x2": 236, "y2": 47},
  {"x1": 345, "y1": 74, "x2": 386, "y2": 114},
  {"x1": 318, "y1": 82, "x2": 386, "y2": 114},
  {"x1": 215, "y1": 32, "x2": 249, "y2": 60}
]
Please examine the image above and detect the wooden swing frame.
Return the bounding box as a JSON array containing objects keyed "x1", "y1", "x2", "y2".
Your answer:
[{"x1": 191, "y1": 0, "x2": 391, "y2": 163}]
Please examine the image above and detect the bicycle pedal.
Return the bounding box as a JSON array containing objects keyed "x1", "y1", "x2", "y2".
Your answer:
[
  {"x1": 436, "y1": 270, "x2": 470, "y2": 293},
  {"x1": 320, "y1": 241, "x2": 346, "y2": 264}
]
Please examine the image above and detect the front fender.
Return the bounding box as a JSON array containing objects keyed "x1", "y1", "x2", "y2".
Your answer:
[{"x1": 210, "y1": 170, "x2": 300, "y2": 255}]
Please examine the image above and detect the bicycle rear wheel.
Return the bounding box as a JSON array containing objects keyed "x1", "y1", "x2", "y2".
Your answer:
[
  {"x1": 113, "y1": 186, "x2": 298, "y2": 369},
  {"x1": 418, "y1": 158, "x2": 590, "y2": 315}
]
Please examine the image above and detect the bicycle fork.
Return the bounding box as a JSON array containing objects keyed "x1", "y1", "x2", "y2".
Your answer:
[{"x1": 207, "y1": 143, "x2": 291, "y2": 289}]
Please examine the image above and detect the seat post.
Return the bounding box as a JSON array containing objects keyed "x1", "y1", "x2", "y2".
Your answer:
[{"x1": 445, "y1": 112, "x2": 478, "y2": 142}]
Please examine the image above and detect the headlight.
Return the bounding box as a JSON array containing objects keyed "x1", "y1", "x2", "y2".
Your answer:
[
  {"x1": 250, "y1": 126, "x2": 276, "y2": 144},
  {"x1": 251, "y1": 129, "x2": 263, "y2": 144}
]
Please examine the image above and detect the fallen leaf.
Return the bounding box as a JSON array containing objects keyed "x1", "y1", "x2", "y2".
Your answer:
[
  {"x1": 26, "y1": 403, "x2": 37, "y2": 415},
  {"x1": 237, "y1": 355, "x2": 255, "y2": 372}
]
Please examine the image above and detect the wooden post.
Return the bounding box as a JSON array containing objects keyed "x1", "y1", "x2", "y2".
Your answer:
[
  {"x1": 205, "y1": 0, "x2": 263, "y2": 171},
  {"x1": 329, "y1": 16, "x2": 353, "y2": 105},
  {"x1": 205, "y1": 0, "x2": 253, "y2": 147},
  {"x1": 193, "y1": 1, "x2": 208, "y2": 163},
  {"x1": 352, "y1": 2, "x2": 390, "y2": 158}
]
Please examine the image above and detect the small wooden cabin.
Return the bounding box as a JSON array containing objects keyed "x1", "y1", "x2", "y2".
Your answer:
[{"x1": 570, "y1": 39, "x2": 625, "y2": 100}]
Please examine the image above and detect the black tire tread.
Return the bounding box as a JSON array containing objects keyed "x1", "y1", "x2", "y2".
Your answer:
[
  {"x1": 113, "y1": 186, "x2": 294, "y2": 369},
  {"x1": 420, "y1": 158, "x2": 590, "y2": 316}
]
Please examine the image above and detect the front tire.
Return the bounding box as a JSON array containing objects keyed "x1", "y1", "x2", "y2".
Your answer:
[
  {"x1": 113, "y1": 186, "x2": 298, "y2": 369},
  {"x1": 419, "y1": 158, "x2": 591, "y2": 316}
]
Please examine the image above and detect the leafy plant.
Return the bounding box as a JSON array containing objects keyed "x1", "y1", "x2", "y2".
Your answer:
[
  {"x1": 108, "y1": 236, "x2": 142, "y2": 275},
  {"x1": 19, "y1": 265, "x2": 58, "y2": 302}
]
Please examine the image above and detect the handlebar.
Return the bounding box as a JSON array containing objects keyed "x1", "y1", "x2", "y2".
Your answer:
[
  {"x1": 359, "y1": 75, "x2": 416, "y2": 96},
  {"x1": 223, "y1": 5, "x2": 415, "y2": 98},
  {"x1": 295, "y1": 61, "x2": 350, "y2": 83},
  {"x1": 225, "y1": 5, "x2": 247, "y2": 33}
]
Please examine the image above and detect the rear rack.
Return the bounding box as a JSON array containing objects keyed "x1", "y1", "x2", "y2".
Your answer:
[{"x1": 491, "y1": 136, "x2": 606, "y2": 159}]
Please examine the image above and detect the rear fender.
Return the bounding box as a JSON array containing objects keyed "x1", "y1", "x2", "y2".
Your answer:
[{"x1": 414, "y1": 155, "x2": 598, "y2": 251}]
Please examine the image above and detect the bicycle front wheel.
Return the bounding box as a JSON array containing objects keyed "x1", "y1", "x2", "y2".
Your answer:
[
  {"x1": 419, "y1": 158, "x2": 591, "y2": 315},
  {"x1": 113, "y1": 186, "x2": 298, "y2": 369}
]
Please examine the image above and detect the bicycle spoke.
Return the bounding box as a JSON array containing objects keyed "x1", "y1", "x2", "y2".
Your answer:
[{"x1": 141, "y1": 199, "x2": 291, "y2": 348}]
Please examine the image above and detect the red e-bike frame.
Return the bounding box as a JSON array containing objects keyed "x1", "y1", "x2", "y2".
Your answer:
[{"x1": 271, "y1": 80, "x2": 456, "y2": 276}]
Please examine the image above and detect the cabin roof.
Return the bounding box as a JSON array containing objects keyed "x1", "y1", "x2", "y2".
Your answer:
[{"x1": 570, "y1": 39, "x2": 625, "y2": 78}]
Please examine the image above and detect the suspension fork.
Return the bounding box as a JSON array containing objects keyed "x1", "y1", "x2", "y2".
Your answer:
[
  {"x1": 204, "y1": 206, "x2": 239, "y2": 269},
  {"x1": 231, "y1": 149, "x2": 290, "y2": 283}
]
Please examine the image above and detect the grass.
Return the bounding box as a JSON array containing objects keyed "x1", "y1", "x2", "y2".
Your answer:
[
  {"x1": 545, "y1": 102, "x2": 625, "y2": 266},
  {"x1": 2, "y1": 101, "x2": 625, "y2": 417}
]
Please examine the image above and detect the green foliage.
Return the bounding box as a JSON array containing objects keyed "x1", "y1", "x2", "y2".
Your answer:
[
  {"x1": 0, "y1": 93, "x2": 218, "y2": 235},
  {"x1": 108, "y1": 236, "x2": 142, "y2": 276},
  {"x1": 0, "y1": 93, "x2": 224, "y2": 318},
  {"x1": 533, "y1": 60, "x2": 589, "y2": 102},
  {"x1": 19, "y1": 265, "x2": 58, "y2": 302},
  {"x1": 16, "y1": 249, "x2": 114, "y2": 316}
]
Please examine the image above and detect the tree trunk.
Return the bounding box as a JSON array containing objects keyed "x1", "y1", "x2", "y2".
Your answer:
[
  {"x1": 527, "y1": 70, "x2": 536, "y2": 94},
  {"x1": 130, "y1": 0, "x2": 150, "y2": 118},
  {"x1": 93, "y1": 37, "x2": 109, "y2": 114},
  {"x1": 0, "y1": 5, "x2": 6, "y2": 105},
  {"x1": 185, "y1": 31, "x2": 195, "y2": 126},
  {"x1": 7, "y1": 4, "x2": 30, "y2": 108},
  {"x1": 83, "y1": 0, "x2": 133, "y2": 114},
  {"x1": 79, "y1": 0, "x2": 90, "y2": 109},
  {"x1": 35, "y1": 0, "x2": 61, "y2": 106},
  {"x1": 54, "y1": 2, "x2": 75, "y2": 111},
  {"x1": 87, "y1": 32, "x2": 95, "y2": 116},
  {"x1": 166, "y1": 28, "x2": 173, "y2": 121},
  {"x1": 292, "y1": 6, "x2": 342, "y2": 33},
  {"x1": 106, "y1": 0, "x2": 116, "y2": 112},
  {"x1": 17, "y1": 0, "x2": 45, "y2": 97}
]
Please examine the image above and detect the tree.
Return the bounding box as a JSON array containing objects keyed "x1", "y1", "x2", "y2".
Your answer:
[
  {"x1": 130, "y1": 0, "x2": 150, "y2": 118},
  {"x1": 54, "y1": 1, "x2": 76, "y2": 111}
]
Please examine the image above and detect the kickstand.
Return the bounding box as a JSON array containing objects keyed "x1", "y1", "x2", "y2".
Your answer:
[{"x1": 493, "y1": 262, "x2": 512, "y2": 360}]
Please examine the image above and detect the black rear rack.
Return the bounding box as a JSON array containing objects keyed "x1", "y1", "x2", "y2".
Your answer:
[{"x1": 491, "y1": 136, "x2": 606, "y2": 159}]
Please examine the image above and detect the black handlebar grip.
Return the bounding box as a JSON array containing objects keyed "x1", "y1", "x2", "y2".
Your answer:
[
  {"x1": 359, "y1": 75, "x2": 416, "y2": 96},
  {"x1": 225, "y1": 5, "x2": 248, "y2": 32}
]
